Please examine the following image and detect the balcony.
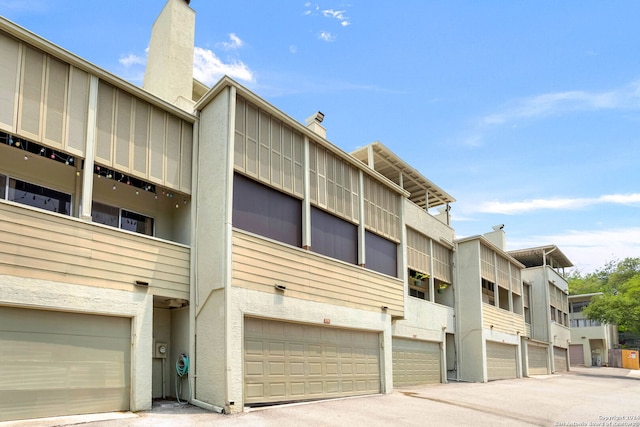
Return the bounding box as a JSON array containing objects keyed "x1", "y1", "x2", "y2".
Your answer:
[
  {"x1": 232, "y1": 230, "x2": 404, "y2": 317},
  {"x1": 0, "y1": 200, "x2": 190, "y2": 300}
]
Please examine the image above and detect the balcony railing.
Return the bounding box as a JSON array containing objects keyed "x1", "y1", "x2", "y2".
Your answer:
[{"x1": 0, "y1": 200, "x2": 190, "y2": 299}]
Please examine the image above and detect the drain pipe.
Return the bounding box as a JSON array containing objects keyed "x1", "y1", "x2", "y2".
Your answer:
[{"x1": 191, "y1": 398, "x2": 226, "y2": 414}]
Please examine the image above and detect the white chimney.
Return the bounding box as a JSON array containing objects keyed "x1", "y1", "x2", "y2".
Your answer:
[
  {"x1": 143, "y1": 0, "x2": 195, "y2": 110},
  {"x1": 484, "y1": 224, "x2": 506, "y2": 251},
  {"x1": 305, "y1": 111, "x2": 326, "y2": 139}
]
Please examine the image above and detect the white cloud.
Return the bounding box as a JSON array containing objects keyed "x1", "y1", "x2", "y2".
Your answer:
[
  {"x1": 507, "y1": 227, "x2": 640, "y2": 273},
  {"x1": 481, "y1": 80, "x2": 640, "y2": 126},
  {"x1": 322, "y1": 9, "x2": 350, "y2": 26},
  {"x1": 218, "y1": 33, "x2": 244, "y2": 50},
  {"x1": 477, "y1": 193, "x2": 640, "y2": 215},
  {"x1": 119, "y1": 54, "x2": 146, "y2": 67},
  {"x1": 193, "y1": 47, "x2": 254, "y2": 86},
  {"x1": 319, "y1": 31, "x2": 336, "y2": 42}
]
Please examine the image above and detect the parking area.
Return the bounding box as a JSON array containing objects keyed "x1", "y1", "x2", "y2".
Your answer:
[{"x1": 4, "y1": 367, "x2": 640, "y2": 427}]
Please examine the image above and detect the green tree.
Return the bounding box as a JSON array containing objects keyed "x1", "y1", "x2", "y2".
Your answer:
[{"x1": 571, "y1": 258, "x2": 640, "y2": 334}]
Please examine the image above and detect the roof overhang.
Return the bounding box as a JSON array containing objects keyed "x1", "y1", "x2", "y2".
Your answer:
[
  {"x1": 350, "y1": 141, "x2": 455, "y2": 209},
  {"x1": 508, "y1": 245, "x2": 574, "y2": 268}
]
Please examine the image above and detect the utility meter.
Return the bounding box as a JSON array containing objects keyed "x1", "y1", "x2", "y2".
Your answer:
[{"x1": 155, "y1": 342, "x2": 168, "y2": 359}]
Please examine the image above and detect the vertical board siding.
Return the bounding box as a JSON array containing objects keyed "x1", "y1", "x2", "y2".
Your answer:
[
  {"x1": 482, "y1": 303, "x2": 526, "y2": 335},
  {"x1": 232, "y1": 231, "x2": 403, "y2": 316},
  {"x1": 18, "y1": 45, "x2": 45, "y2": 139},
  {"x1": 95, "y1": 82, "x2": 193, "y2": 194},
  {"x1": 0, "y1": 202, "x2": 189, "y2": 299},
  {"x1": 65, "y1": 67, "x2": 89, "y2": 155},
  {"x1": 363, "y1": 175, "x2": 400, "y2": 242},
  {"x1": 43, "y1": 57, "x2": 68, "y2": 148},
  {"x1": 480, "y1": 244, "x2": 496, "y2": 282},
  {"x1": 510, "y1": 267, "x2": 522, "y2": 295},
  {"x1": 0, "y1": 33, "x2": 20, "y2": 132},
  {"x1": 406, "y1": 227, "x2": 430, "y2": 275},
  {"x1": 234, "y1": 96, "x2": 304, "y2": 198},
  {"x1": 432, "y1": 241, "x2": 452, "y2": 284},
  {"x1": 309, "y1": 141, "x2": 359, "y2": 224},
  {"x1": 496, "y1": 256, "x2": 510, "y2": 289},
  {"x1": 1, "y1": 35, "x2": 94, "y2": 158}
]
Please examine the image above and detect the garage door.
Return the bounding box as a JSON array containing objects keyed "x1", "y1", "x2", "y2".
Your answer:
[
  {"x1": 527, "y1": 343, "x2": 549, "y2": 375},
  {"x1": 0, "y1": 307, "x2": 131, "y2": 422},
  {"x1": 569, "y1": 344, "x2": 585, "y2": 366},
  {"x1": 392, "y1": 338, "x2": 440, "y2": 386},
  {"x1": 244, "y1": 318, "x2": 380, "y2": 405},
  {"x1": 486, "y1": 341, "x2": 517, "y2": 381},
  {"x1": 553, "y1": 346, "x2": 568, "y2": 372}
]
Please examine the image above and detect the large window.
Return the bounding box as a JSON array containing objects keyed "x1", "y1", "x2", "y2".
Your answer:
[
  {"x1": 310, "y1": 206, "x2": 357, "y2": 264},
  {"x1": 232, "y1": 172, "x2": 302, "y2": 247},
  {"x1": 482, "y1": 278, "x2": 495, "y2": 305},
  {"x1": 92, "y1": 201, "x2": 154, "y2": 236},
  {"x1": 5, "y1": 177, "x2": 71, "y2": 215},
  {"x1": 365, "y1": 230, "x2": 397, "y2": 277},
  {"x1": 408, "y1": 268, "x2": 429, "y2": 300},
  {"x1": 570, "y1": 301, "x2": 589, "y2": 313}
]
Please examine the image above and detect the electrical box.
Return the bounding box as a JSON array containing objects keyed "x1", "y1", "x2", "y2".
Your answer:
[{"x1": 155, "y1": 342, "x2": 168, "y2": 359}]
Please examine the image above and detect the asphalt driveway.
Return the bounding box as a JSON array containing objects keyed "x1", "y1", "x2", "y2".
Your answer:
[{"x1": 5, "y1": 367, "x2": 640, "y2": 427}]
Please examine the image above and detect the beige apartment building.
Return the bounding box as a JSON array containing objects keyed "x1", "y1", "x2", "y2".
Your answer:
[
  {"x1": 568, "y1": 293, "x2": 618, "y2": 367},
  {"x1": 509, "y1": 245, "x2": 573, "y2": 375},
  {"x1": 455, "y1": 228, "x2": 527, "y2": 382},
  {"x1": 0, "y1": 0, "x2": 575, "y2": 422}
]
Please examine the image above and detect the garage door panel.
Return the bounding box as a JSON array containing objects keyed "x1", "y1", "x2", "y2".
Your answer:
[
  {"x1": 244, "y1": 319, "x2": 380, "y2": 404},
  {"x1": 569, "y1": 344, "x2": 584, "y2": 366},
  {"x1": 527, "y1": 343, "x2": 549, "y2": 375},
  {"x1": 554, "y1": 347, "x2": 568, "y2": 372},
  {"x1": 486, "y1": 341, "x2": 517, "y2": 381},
  {"x1": 0, "y1": 307, "x2": 131, "y2": 422},
  {"x1": 392, "y1": 337, "x2": 441, "y2": 387}
]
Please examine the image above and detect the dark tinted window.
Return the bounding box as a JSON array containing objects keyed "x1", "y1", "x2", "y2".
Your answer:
[
  {"x1": 311, "y1": 206, "x2": 357, "y2": 264},
  {"x1": 8, "y1": 178, "x2": 71, "y2": 215},
  {"x1": 233, "y1": 173, "x2": 302, "y2": 247},
  {"x1": 365, "y1": 230, "x2": 397, "y2": 277}
]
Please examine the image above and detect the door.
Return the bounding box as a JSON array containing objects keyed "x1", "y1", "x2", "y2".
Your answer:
[
  {"x1": 527, "y1": 343, "x2": 549, "y2": 375},
  {"x1": 553, "y1": 346, "x2": 568, "y2": 372},
  {"x1": 244, "y1": 318, "x2": 380, "y2": 405},
  {"x1": 569, "y1": 344, "x2": 584, "y2": 366},
  {"x1": 392, "y1": 337, "x2": 441, "y2": 386},
  {"x1": 486, "y1": 341, "x2": 517, "y2": 380},
  {"x1": 0, "y1": 307, "x2": 131, "y2": 422}
]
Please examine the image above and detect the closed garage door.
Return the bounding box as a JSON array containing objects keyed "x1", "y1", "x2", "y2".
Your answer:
[
  {"x1": 392, "y1": 338, "x2": 440, "y2": 386},
  {"x1": 569, "y1": 344, "x2": 585, "y2": 366},
  {"x1": 553, "y1": 346, "x2": 568, "y2": 372},
  {"x1": 527, "y1": 343, "x2": 549, "y2": 375},
  {"x1": 244, "y1": 318, "x2": 380, "y2": 405},
  {"x1": 486, "y1": 341, "x2": 517, "y2": 381},
  {"x1": 0, "y1": 307, "x2": 131, "y2": 422}
]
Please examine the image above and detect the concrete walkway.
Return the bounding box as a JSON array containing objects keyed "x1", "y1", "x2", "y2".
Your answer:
[{"x1": 3, "y1": 366, "x2": 639, "y2": 427}]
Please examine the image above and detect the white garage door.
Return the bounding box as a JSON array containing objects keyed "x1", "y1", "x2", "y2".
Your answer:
[
  {"x1": 0, "y1": 307, "x2": 131, "y2": 422},
  {"x1": 553, "y1": 346, "x2": 568, "y2": 372},
  {"x1": 527, "y1": 343, "x2": 549, "y2": 375},
  {"x1": 486, "y1": 341, "x2": 517, "y2": 381},
  {"x1": 244, "y1": 318, "x2": 380, "y2": 405},
  {"x1": 569, "y1": 344, "x2": 585, "y2": 366},
  {"x1": 392, "y1": 338, "x2": 440, "y2": 386}
]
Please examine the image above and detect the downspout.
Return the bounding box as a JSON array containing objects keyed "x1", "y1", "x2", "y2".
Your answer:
[{"x1": 188, "y1": 117, "x2": 224, "y2": 412}]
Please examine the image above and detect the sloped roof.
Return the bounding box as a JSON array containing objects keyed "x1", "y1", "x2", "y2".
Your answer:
[
  {"x1": 350, "y1": 141, "x2": 455, "y2": 209},
  {"x1": 508, "y1": 245, "x2": 574, "y2": 268}
]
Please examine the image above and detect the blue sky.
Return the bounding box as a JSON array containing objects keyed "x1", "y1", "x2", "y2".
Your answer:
[{"x1": 4, "y1": 1, "x2": 640, "y2": 272}]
